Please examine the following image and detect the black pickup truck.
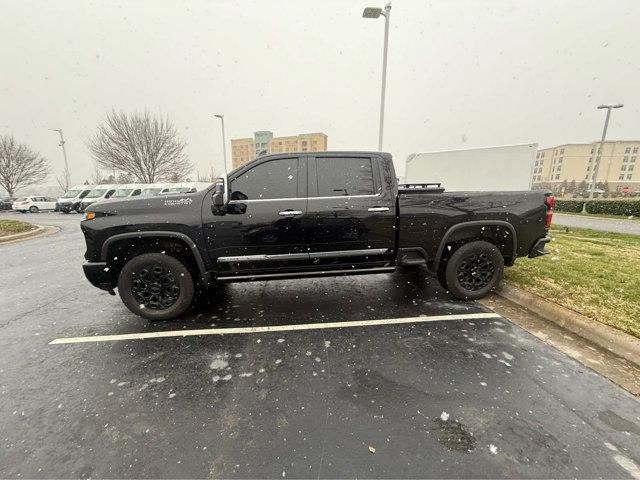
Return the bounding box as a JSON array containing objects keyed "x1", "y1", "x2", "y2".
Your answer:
[{"x1": 81, "y1": 151, "x2": 553, "y2": 320}]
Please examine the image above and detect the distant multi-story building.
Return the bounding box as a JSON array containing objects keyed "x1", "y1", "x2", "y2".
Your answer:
[
  {"x1": 231, "y1": 131, "x2": 328, "y2": 168},
  {"x1": 532, "y1": 141, "x2": 640, "y2": 193}
]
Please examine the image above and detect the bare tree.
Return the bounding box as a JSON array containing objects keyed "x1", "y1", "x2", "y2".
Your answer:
[
  {"x1": 87, "y1": 110, "x2": 192, "y2": 183},
  {"x1": 0, "y1": 135, "x2": 50, "y2": 197}
]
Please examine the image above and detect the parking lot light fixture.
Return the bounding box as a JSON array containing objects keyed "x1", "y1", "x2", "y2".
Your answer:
[
  {"x1": 214, "y1": 114, "x2": 227, "y2": 174},
  {"x1": 362, "y1": 2, "x2": 391, "y2": 151},
  {"x1": 584, "y1": 103, "x2": 624, "y2": 212}
]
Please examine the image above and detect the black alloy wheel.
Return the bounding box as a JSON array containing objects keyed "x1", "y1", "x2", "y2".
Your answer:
[
  {"x1": 444, "y1": 240, "x2": 504, "y2": 300},
  {"x1": 118, "y1": 253, "x2": 194, "y2": 320}
]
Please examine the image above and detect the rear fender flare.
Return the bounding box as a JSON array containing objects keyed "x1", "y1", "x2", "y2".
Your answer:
[{"x1": 434, "y1": 220, "x2": 517, "y2": 269}]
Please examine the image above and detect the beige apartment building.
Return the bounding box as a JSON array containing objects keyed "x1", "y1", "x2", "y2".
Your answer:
[
  {"x1": 532, "y1": 141, "x2": 640, "y2": 192},
  {"x1": 231, "y1": 131, "x2": 328, "y2": 168}
]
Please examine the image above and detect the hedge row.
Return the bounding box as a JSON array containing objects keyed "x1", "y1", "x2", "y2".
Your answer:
[{"x1": 554, "y1": 199, "x2": 640, "y2": 216}]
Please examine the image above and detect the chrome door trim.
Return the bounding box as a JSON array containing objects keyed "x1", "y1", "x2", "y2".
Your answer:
[
  {"x1": 367, "y1": 206, "x2": 390, "y2": 212},
  {"x1": 218, "y1": 253, "x2": 310, "y2": 263},
  {"x1": 218, "y1": 248, "x2": 390, "y2": 263},
  {"x1": 308, "y1": 248, "x2": 389, "y2": 259}
]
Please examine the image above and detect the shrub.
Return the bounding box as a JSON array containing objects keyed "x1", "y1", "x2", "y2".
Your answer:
[
  {"x1": 554, "y1": 199, "x2": 640, "y2": 216},
  {"x1": 555, "y1": 199, "x2": 584, "y2": 213}
]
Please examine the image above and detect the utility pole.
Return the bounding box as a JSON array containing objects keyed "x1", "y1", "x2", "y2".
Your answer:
[
  {"x1": 51, "y1": 128, "x2": 71, "y2": 189},
  {"x1": 584, "y1": 104, "x2": 623, "y2": 213},
  {"x1": 214, "y1": 114, "x2": 227, "y2": 174},
  {"x1": 363, "y1": 2, "x2": 391, "y2": 151}
]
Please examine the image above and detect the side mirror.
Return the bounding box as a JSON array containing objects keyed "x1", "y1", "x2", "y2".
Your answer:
[{"x1": 211, "y1": 181, "x2": 226, "y2": 216}]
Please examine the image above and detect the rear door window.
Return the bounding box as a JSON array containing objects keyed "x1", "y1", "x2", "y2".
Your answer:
[{"x1": 315, "y1": 157, "x2": 376, "y2": 197}]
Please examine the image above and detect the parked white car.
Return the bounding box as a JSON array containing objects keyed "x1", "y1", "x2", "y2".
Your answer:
[
  {"x1": 57, "y1": 185, "x2": 96, "y2": 213},
  {"x1": 77, "y1": 185, "x2": 118, "y2": 213},
  {"x1": 12, "y1": 196, "x2": 58, "y2": 213},
  {"x1": 110, "y1": 184, "x2": 144, "y2": 199}
]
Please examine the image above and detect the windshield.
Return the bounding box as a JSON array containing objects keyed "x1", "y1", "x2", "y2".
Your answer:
[
  {"x1": 168, "y1": 187, "x2": 191, "y2": 193},
  {"x1": 113, "y1": 188, "x2": 133, "y2": 197},
  {"x1": 61, "y1": 189, "x2": 81, "y2": 198},
  {"x1": 85, "y1": 189, "x2": 107, "y2": 198},
  {"x1": 140, "y1": 188, "x2": 162, "y2": 196}
]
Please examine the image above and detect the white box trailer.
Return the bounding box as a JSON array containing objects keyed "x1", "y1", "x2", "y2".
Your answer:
[{"x1": 404, "y1": 143, "x2": 538, "y2": 191}]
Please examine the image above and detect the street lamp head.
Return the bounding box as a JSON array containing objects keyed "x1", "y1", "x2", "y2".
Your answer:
[
  {"x1": 597, "y1": 104, "x2": 624, "y2": 109},
  {"x1": 214, "y1": 114, "x2": 224, "y2": 119},
  {"x1": 362, "y1": 6, "x2": 382, "y2": 18}
]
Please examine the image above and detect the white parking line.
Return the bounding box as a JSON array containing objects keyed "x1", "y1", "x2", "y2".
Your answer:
[{"x1": 49, "y1": 312, "x2": 501, "y2": 345}]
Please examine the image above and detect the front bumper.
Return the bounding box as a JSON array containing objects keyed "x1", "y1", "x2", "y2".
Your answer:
[
  {"x1": 83, "y1": 261, "x2": 116, "y2": 293},
  {"x1": 58, "y1": 201, "x2": 74, "y2": 212},
  {"x1": 528, "y1": 236, "x2": 551, "y2": 258}
]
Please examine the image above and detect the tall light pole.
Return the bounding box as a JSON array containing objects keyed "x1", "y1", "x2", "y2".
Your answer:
[
  {"x1": 51, "y1": 128, "x2": 70, "y2": 189},
  {"x1": 214, "y1": 114, "x2": 227, "y2": 174},
  {"x1": 363, "y1": 2, "x2": 391, "y2": 151},
  {"x1": 584, "y1": 103, "x2": 624, "y2": 212}
]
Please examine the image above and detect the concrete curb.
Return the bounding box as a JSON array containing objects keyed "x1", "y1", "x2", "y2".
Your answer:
[
  {"x1": 0, "y1": 224, "x2": 59, "y2": 244},
  {"x1": 494, "y1": 283, "x2": 640, "y2": 367}
]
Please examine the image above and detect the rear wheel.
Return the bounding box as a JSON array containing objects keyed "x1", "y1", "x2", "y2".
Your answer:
[
  {"x1": 444, "y1": 241, "x2": 504, "y2": 300},
  {"x1": 118, "y1": 253, "x2": 194, "y2": 321},
  {"x1": 29, "y1": 206, "x2": 39, "y2": 213}
]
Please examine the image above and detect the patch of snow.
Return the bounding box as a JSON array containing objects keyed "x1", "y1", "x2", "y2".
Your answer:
[
  {"x1": 440, "y1": 411, "x2": 450, "y2": 421},
  {"x1": 489, "y1": 444, "x2": 498, "y2": 455},
  {"x1": 210, "y1": 358, "x2": 229, "y2": 370}
]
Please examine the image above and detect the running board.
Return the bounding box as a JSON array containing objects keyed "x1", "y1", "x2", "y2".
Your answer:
[{"x1": 216, "y1": 267, "x2": 396, "y2": 283}]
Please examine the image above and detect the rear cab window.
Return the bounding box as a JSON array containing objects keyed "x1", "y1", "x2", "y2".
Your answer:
[{"x1": 311, "y1": 156, "x2": 379, "y2": 197}]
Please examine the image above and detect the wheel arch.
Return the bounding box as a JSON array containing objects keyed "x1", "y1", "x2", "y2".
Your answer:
[
  {"x1": 101, "y1": 232, "x2": 210, "y2": 286},
  {"x1": 434, "y1": 220, "x2": 517, "y2": 270}
]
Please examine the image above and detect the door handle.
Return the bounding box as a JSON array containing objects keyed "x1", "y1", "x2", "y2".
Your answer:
[
  {"x1": 368, "y1": 207, "x2": 390, "y2": 212},
  {"x1": 279, "y1": 210, "x2": 303, "y2": 216}
]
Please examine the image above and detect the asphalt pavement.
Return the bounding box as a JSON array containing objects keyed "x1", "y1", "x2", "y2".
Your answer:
[
  {"x1": 553, "y1": 213, "x2": 640, "y2": 235},
  {"x1": 1, "y1": 212, "x2": 639, "y2": 479}
]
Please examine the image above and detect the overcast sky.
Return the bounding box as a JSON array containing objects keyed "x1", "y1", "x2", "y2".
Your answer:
[{"x1": 2, "y1": 0, "x2": 639, "y2": 186}]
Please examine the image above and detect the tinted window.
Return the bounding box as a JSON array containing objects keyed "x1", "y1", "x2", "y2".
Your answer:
[
  {"x1": 316, "y1": 157, "x2": 375, "y2": 196},
  {"x1": 230, "y1": 158, "x2": 298, "y2": 200}
]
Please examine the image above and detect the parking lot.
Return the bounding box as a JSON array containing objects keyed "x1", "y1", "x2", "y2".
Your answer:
[{"x1": 1, "y1": 212, "x2": 639, "y2": 478}]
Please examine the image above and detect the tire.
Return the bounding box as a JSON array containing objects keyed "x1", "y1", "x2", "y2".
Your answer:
[
  {"x1": 29, "y1": 206, "x2": 39, "y2": 213},
  {"x1": 444, "y1": 241, "x2": 504, "y2": 300},
  {"x1": 117, "y1": 253, "x2": 194, "y2": 321}
]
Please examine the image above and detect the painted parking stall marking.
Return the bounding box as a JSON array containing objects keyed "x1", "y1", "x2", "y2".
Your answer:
[{"x1": 49, "y1": 312, "x2": 501, "y2": 345}]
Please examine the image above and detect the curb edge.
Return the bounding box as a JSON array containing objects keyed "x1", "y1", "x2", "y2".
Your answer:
[{"x1": 494, "y1": 283, "x2": 640, "y2": 368}]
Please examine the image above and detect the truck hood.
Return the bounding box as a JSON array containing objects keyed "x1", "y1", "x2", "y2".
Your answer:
[{"x1": 86, "y1": 190, "x2": 208, "y2": 216}]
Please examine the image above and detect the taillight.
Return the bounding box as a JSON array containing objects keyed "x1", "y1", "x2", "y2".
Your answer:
[{"x1": 545, "y1": 195, "x2": 554, "y2": 228}]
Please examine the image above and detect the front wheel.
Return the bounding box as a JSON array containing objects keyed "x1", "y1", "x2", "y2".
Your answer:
[
  {"x1": 29, "y1": 206, "x2": 39, "y2": 213},
  {"x1": 444, "y1": 241, "x2": 504, "y2": 300},
  {"x1": 118, "y1": 253, "x2": 194, "y2": 320}
]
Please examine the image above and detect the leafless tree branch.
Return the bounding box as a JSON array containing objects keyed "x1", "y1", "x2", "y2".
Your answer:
[
  {"x1": 87, "y1": 110, "x2": 192, "y2": 183},
  {"x1": 0, "y1": 135, "x2": 51, "y2": 197}
]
